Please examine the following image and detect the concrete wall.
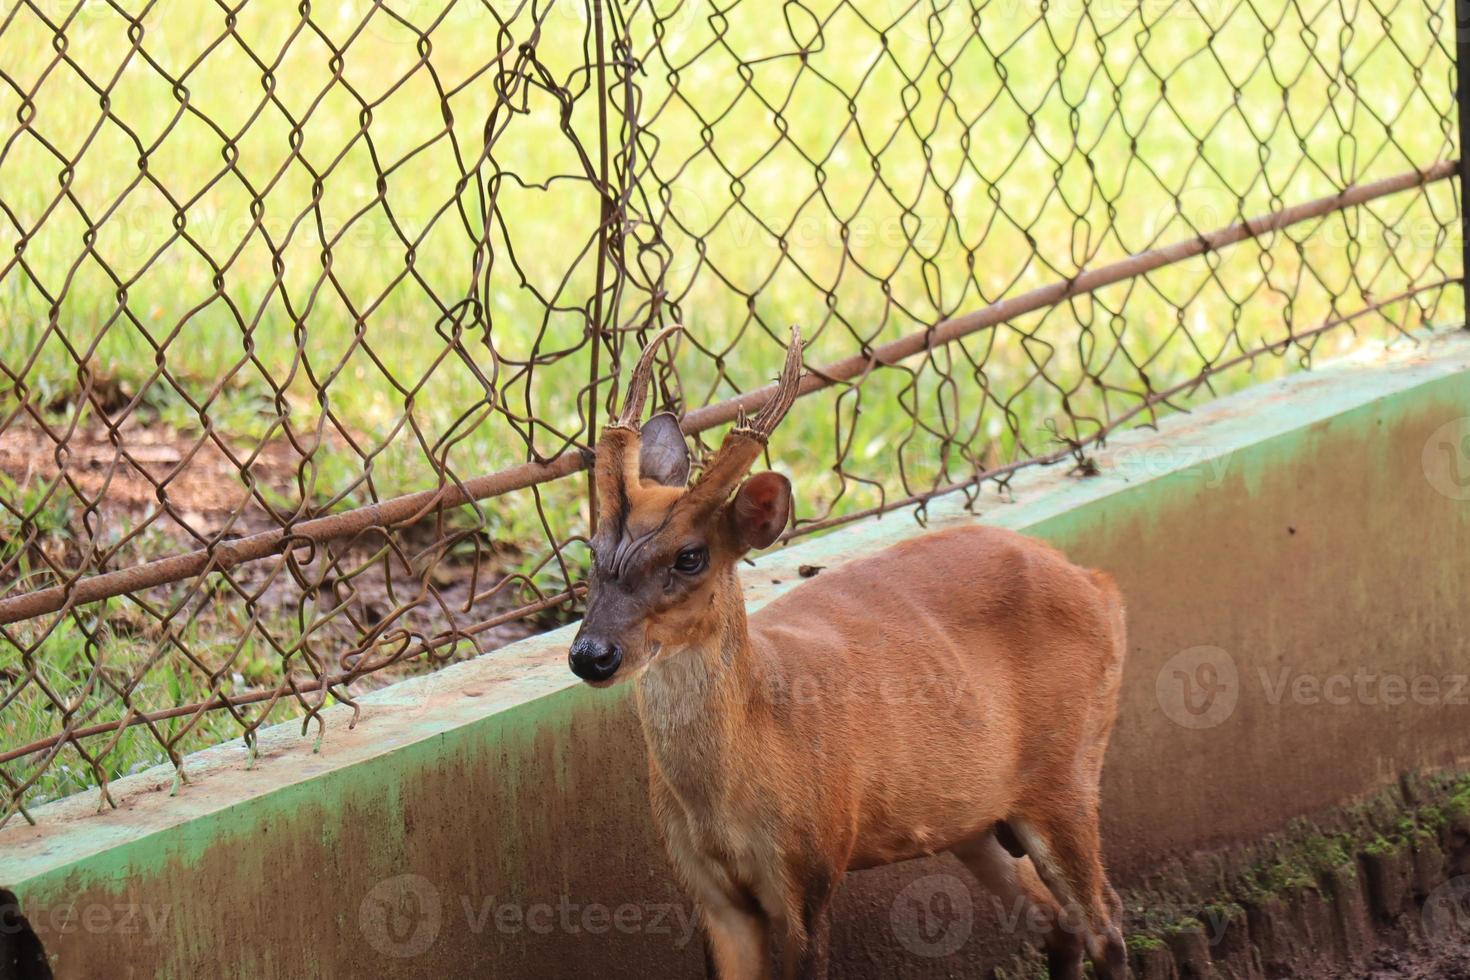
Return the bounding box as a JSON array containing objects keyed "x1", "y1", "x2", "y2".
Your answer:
[{"x1": 3, "y1": 331, "x2": 1469, "y2": 979}]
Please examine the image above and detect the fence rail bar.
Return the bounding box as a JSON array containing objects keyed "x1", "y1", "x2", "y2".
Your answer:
[
  {"x1": 0, "y1": 275, "x2": 1450, "y2": 770},
  {"x1": 1459, "y1": 0, "x2": 1470, "y2": 300},
  {"x1": 681, "y1": 161, "x2": 1458, "y2": 431},
  {"x1": 0, "y1": 583, "x2": 590, "y2": 768},
  {"x1": 780, "y1": 277, "x2": 1457, "y2": 538},
  {"x1": 0, "y1": 160, "x2": 1454, "y2": 629}
]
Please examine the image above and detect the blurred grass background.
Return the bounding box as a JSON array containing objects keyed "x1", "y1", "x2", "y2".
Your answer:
[{"x1": 0, "y1": 0, "x2": 1461, "y2": 805}]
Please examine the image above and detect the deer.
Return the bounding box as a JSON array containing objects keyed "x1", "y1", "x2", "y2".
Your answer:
[{"x1": 567, "y1": 324, "x2": 1129, "y2": 980}]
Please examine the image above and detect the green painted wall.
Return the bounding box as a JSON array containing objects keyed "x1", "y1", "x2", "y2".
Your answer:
[{"x1": 3, "y1": 332, "x2": 1469, "y2": 978}]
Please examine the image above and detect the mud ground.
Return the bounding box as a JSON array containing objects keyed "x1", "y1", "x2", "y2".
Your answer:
[{"x1": 1353, "y1": 941, "x2": 1470, "y2": 979}]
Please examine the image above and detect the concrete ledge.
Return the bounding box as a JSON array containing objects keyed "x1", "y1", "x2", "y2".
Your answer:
[{"x1": 4, "y1": 330, "x2": 1470, "y2": 978}]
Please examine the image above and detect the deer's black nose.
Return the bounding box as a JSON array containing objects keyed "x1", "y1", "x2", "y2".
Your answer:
[{"x1": 569, "y1": 636, "x2": 623, "y2": 682}]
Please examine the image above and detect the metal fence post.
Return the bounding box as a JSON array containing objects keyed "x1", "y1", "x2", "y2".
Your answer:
[
  {"x1": 588, "y1": 0, "x2": 614, "y2": 535},
  {"x1": 1459, "y1": 0, "x2": 1470, "y2": 309}
]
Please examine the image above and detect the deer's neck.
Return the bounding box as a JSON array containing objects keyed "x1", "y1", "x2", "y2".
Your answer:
[{"x1": 633, "y1": 588, "x2": 761, "y2": 817}]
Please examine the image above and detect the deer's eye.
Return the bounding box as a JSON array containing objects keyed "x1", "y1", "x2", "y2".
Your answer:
[{"x1": 673, "y1": 546, "x2": 708, "y2": 575}]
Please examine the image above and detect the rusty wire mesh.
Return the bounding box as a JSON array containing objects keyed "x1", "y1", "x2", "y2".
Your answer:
[{"x1": 0, "y1": 0, "x2": 1461, "y2": 825}]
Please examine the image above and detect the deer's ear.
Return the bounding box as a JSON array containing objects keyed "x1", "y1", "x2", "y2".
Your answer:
[
  {"x1": 731, "y1": 472, "x2": 792, "y2": 550},
  {"x1": 639, "y1": 412, "x2": 691, "y2": 487}
]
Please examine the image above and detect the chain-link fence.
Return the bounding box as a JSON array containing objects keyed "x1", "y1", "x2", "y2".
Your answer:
[{"x1": 0, "y1": 0, "x2": 1460, "y2": 826}]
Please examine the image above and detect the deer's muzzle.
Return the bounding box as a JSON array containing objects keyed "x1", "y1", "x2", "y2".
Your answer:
[{"x1": 568, "y1": 635, "x2": 623, "y2": 682}]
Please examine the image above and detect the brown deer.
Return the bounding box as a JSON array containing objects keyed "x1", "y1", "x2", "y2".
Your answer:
[{"x1": 568, "y1": 325, "x2": 1129, "y2": 980}]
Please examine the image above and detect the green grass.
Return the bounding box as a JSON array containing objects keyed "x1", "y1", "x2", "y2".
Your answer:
[
  {"x1": 1, "y1": 596, "x2": 284, "y2": 806},
  {"x1": 0, "y1": 0, "x2": 1463, "y2": 807},
  {"x1": 1446, "y1": 776, "x2": 1470, "y2": 822}
]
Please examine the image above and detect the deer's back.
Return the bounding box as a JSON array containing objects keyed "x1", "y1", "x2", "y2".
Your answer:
[
  {"x1": 751, "y1": 523, "x2": 1120, "y2": 668},
  {"x1": 746, "y1": 524, "x2": 1125, "y2": 862}
]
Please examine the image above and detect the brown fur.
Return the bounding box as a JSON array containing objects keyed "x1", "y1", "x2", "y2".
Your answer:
[{"x1": 573, "y1": 331, "x2": 1127, "y2": 979}]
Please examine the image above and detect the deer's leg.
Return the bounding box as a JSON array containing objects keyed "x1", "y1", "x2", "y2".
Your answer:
[
  {"x1": 777, "y1": 870, "x2": 836, "y2": 980},
  {"x1": 662, "y1": 846, "x2": 769, "y2": 980},
  {"x1": 951, "y1": 829, "x2": 1085, "y2": 979},
  {"x1": 702, "y1": 896, "x2": 771, "y2": 980},
  {"x1": 651, "y1": 776, "x2": 771, "y2": 979},
  {"x1": 1007, "y1": 811, "x2": 1127, "y2": 980},
  {"x1": 679, "y1": 849, "x2": 770, "y2": 980},
  {"x1": 672, "y1": 852, "x2": 771, "y2": 980}
]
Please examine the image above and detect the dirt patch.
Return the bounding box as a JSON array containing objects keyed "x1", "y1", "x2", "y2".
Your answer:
[
  {"x1": 1355, "y1": 943, "x2": 1470, "y2": 979},
  {"x1": 0, "y1": 411, "x2": 563, "y2": 684},
  {"x1": 1118, "y1": 768, "x2": 1470, "y2": 980},
  {"x1": 0, "y1": 411, "x2": 307, "y2": 539}
]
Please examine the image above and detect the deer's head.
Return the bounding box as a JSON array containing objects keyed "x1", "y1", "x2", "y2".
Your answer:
[{"x1": 568, "y1": 325, "x2": 803, "y2": 685}]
